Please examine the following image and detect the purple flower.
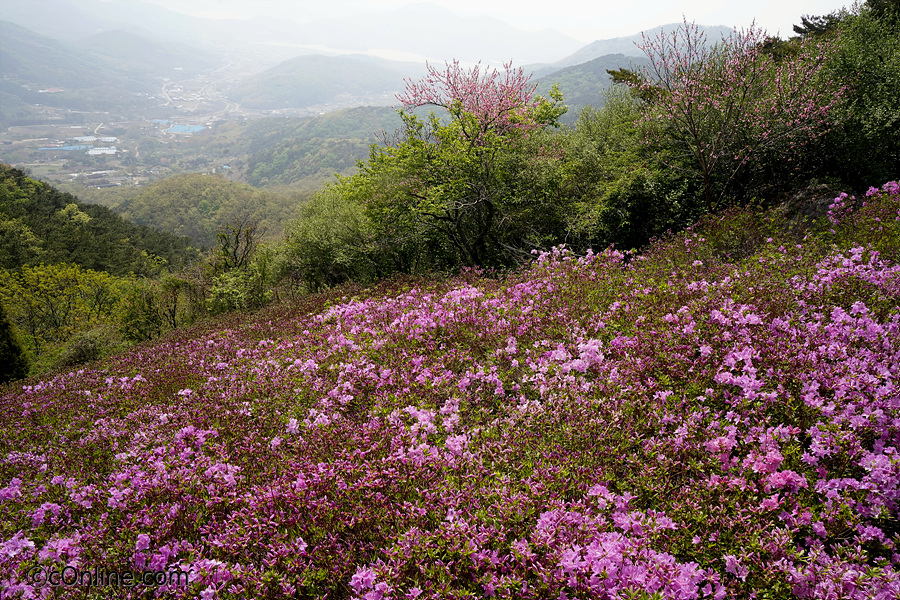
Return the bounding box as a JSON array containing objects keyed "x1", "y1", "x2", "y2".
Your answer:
[
  {"x1": 1, "y1": 532, "x2": 35, "y2": 558},
  {"x1": 350, "y1": 567, "x2": 377, "y2": 594},
  {"x1": 724, "y1": 554, "x2": 749, "y2": 581}
]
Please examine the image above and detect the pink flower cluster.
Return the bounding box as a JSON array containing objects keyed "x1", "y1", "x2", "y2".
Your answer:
[
  {"x1": 396, "y1": 60, "x2": 546, "y2": 137},
  {"x1": 1, "y1": 184, "x2": 898, "y2": 598}
]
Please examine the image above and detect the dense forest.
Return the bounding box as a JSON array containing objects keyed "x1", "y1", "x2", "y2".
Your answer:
[
  {"x1": 113, "y1": 174, "x2": 306, "y2": 249},
  {"x1": 0, "y1": 163, "x2": 200, "y2": 274},
  {"x1": 0, "y1": 164, "x2": 205, "y2": 373}
]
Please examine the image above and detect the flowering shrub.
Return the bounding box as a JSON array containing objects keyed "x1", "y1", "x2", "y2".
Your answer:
[
  {"x1": 1, "y1": 183, "x2": 899, "y2": 598},
  {"x1": 628, "y1": 20, "x2": 845, "y2": 210}
]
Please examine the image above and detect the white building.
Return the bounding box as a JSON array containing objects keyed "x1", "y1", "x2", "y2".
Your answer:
[{"x1": 87, "y1": 147, "x2": 117, "y2": 156}]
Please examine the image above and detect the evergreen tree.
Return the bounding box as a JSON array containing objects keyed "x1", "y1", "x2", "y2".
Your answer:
[{"x1": 0, "y1": 300, "x2": 29, "y2": 383}]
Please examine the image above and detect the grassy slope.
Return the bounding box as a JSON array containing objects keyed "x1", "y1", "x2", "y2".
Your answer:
[{"x1": 1, "y1": 183, "x2": 899, "y2": 598}]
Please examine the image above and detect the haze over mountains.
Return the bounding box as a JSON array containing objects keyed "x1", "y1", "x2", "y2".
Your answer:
[
  {"x1": 0, "y1": 0, "x2": 741, "y2": 194},
  {"x1": 1, "y1": 0, "x2": 732, "y2": 83},
  {"x1": 2, "y1": 0, "x2": 588, "y2": 65},
  {"x1": 0, "y1": 0, "x2": 738, "y2": 122}
]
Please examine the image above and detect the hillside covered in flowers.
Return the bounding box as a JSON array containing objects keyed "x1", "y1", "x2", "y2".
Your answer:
[{"x1": 1, "y1": 182, "x2": 898, "y2": 598}]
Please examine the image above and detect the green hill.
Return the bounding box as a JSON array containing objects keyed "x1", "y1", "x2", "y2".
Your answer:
[
  {"x1": 71, "y1": 29, "x2": 217, "y2": 77},
  {"x1": 241, "y1": 107, "x2": 403, "y2": 187},
  {"x1": 535, "y1": 53, "x2": 650, "y2": 121},
  {"x1": 227, "y1": 54, "x2": 409, "y2": 109},
  {"x1": 0, "y1": 21, "x2": 216, "y2": 121},
  {"x1": 114, "y1": 174, "x2": 307, "y2": 248},
  {"x1": 174, "y1": 107, "x2": 403, "y2": 188},
  {"x1": 0, "y1": 21, "x2": 123, "y2": 90},
  {"x1": 0, "y1": 163, "x2": 199, "y2": 274}
]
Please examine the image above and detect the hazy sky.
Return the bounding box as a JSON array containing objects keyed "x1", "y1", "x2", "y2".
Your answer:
[{"x1": 134, "y1": 0, "x2": 856, "y2": 41}]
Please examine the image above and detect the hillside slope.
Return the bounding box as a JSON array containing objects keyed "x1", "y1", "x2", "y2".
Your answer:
[
  {"x1": 534, "y1": 53, "x2": 651, "y2": 120},
  {"x1": 172, "y1": 107, "x2": 402, "y2": 188},
  {"x1": 0, "y1": 163, "x2": 199, "y2": 274},
  {"x1": 1, "y1": 182, "x2": 898, "y2": 597},
  {"x1": 227, "y1": 55, "x2": 411, "y2": 110},
  {"x1": 114, "y1": 173, "x2": 305, "y2": 248}
]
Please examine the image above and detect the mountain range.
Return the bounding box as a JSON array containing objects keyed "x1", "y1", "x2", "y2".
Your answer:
[
  {"x1": 1, "y1": 0, "x2": 735, "y2": 71},
  {"x1": 0, "y1": 0, "x2": 585, "y2": 65},
  {"x1": 0, "y1": 1, "x2": 740, "y2": 129}
]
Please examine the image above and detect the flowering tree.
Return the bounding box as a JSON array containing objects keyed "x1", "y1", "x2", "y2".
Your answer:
[
  {"x1": 627, "y1": 20, "x2": 845, "y2": 210},
  {"x1": 396, "y1": 60, "x2": 564, "y2": 142},
  {"x1": 359, "y1": 61, "x2": 567, "y2": 268}
]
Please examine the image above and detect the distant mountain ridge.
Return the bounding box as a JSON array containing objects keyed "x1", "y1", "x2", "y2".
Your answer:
[
  {"x1": 0, "y1": 2, "x2": 762, "y2": 136},
  {"x1": 72, "y1": 29, "x2": 219, "y2": 75},
  {"x1": 527, "y1": 23, "x2": 737, "y2": 78},
  {"x1": 0, "y1": 0, "x2": 231, "y2": 43},
  {"x1": 228, "y1": 55, "x2": 426, "y2": 110},
  {"x1": 534, "y1": 53, "x2": 652, "y2": 123},
  {"x1": 2, "y1": 2, "x2": 750, "y2": 102},
  {"x1": 0, "y1": 20, "x2": 217, "y2": 104},
  {"x1": 0, "y1": 0, "x2": 584, "y2": 65}
]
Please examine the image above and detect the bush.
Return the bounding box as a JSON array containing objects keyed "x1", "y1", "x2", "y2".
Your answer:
[
  {"x1": 806, "y1": 3, "x2": 900, "y2": 190},
  {"x1": 825, "y1": 180, "x2": 900, "y2": 262},
  {"x1": 281, "y1": 187, "x2": 376, "y2": 292},
  {"x1": 54, "y1": 326, "x2": 121, "y2": 368},
  {"x1": 118, "y1": 281, "x2": 163, "y2": 343},
  {"x1": 625, "y1": 20, "x2": 843, "y2": 210},
  {"x1": 592, "y1": 168, "x2": 704, "y2": 251},
  {"x1": 207, "y1": 265, "x2": 273, "y2": 315},
  {"x1": 0, "y1": 262, "x2": 123, "y2": 356}
]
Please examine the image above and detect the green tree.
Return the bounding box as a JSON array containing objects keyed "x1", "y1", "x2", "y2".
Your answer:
[
  {"x1": 346, "y1": 61, "x2": 568, "y2": 270},
  {"x1": 0, "y1": 263, "x2": 123, "y2": 356},
  {"x1": 207, "y1": 264, "x2": 273, "y2": 315},
  {"x1": 804, "y1": 1, "x2": 900, "y2": 189},
  {"x1": 0, "y1": 218, "x2": 44, "y2": 269},
  {"x1": 281, "y1": 186, "x2": 376, "y2": 292},
  {"x1": 211, "y1": 215, "x2": 262, "y2": 274},
  {"x1": 157, "y1": 273, "x2": 204, "y2": 331},
  {"x1": 1, "y1": 163, "x2": 199, "y2": 275},
  {"x1": 624, "y1": 20, "x2": 844, "y2": 210},
  {"x1": 544, "y1": 88, "x2": 704, "y2": 252},
  {"x1": 117, "y1": 174, "x2": 296, "y2": 249},
  {"x1": 118, "y1": 281, "x2": 163, "y2": 343},
  {"x1": 0, "y1": 300, "x2": 29, "y2": 383}
]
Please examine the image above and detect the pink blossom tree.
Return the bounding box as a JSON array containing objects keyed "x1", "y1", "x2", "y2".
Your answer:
[
  {"x1": 627, "y1": 20, "x2": 845, "y2": 210},
  {"x1": 358, "y1": 61, "x2": 567, "y2": 267},
  {"x1": 396, "y1": 60, "x2": 565, "y2": 144}
]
